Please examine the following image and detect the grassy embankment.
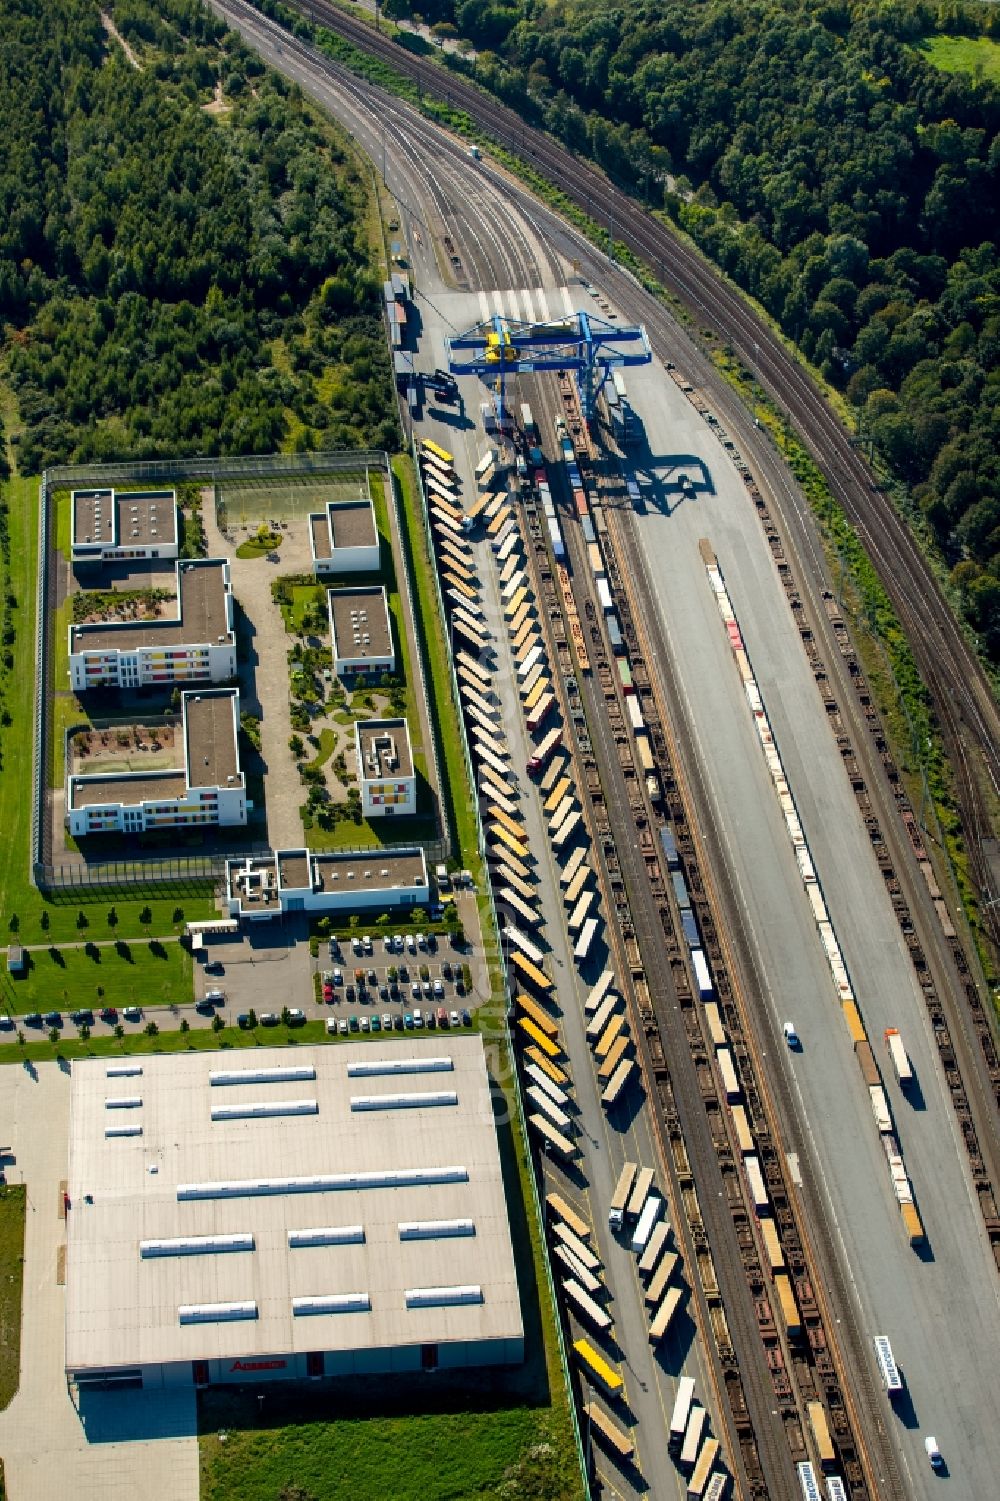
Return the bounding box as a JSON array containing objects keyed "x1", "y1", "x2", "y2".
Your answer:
[{"x1": 0, "y1": 1185, "x2": 26, "y2": 1412}]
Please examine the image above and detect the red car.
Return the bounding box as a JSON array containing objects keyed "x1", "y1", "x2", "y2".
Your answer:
[{"x1": 322, "y1": 984, "x2": 334, "y2": 1002}]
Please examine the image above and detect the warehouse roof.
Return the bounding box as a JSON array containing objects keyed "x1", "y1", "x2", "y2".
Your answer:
[{"x1": 65, "y1": 1038, "x2": 521, "y2": 1373}]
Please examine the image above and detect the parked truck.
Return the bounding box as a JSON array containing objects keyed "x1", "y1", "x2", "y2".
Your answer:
[
  {"x1": 609, "y1": 1160, "x2": 637, "y2": 1232},
  {"x1": 884, "y1": 1027, "x2": 913, "y2": 1087}
]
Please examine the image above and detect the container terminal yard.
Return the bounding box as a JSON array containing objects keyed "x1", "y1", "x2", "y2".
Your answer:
[{"x1": 212, "y1": 5, "x2": 1000, "y2": 1499}]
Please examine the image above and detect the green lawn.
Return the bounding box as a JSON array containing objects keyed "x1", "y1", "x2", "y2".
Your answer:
[
  {"x1": 915, "y1": 32, "x2": 1000, "y2": 82},
  {"x1": 391, "y1": 455, "x2": 481, "y2": 873},
  {"x1": 1, "y1": 937, "x2": 191, "y2": 1016},
  {"x1": 235, "y1": 534, "x2": 281, "y2": 559},
  {"x1": 0, "y1": 472, "x2": 216, "y2": 947},
  {"x1": 0, "y1": 1185, "x2": 26, "y2": 1412}
]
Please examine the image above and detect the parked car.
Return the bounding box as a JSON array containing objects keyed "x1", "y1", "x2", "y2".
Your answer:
[
  {"x1": 205, "y1": 989, "x2": 225, "y2": 1003},
  {"x1": 43, "y1": 1011, "x2": 62, "y2": 1027},
  {"x1": 70, "y1": 1009, "x2": 94, "y2": 1026},
  {"x1": 363, "y1": 935, "x2": 373, "y2": 955},
  {"x1": 205, "y1": 960, "x2": 224, "y2": 975},
  {"x1": 349, "y1": 1014, "x2": 359, "y2": 1032},
  {"x1": 123, "y1": 1006, "x2": 142, "y2": 1022},
  {"x1": 345, "y1": 984, "x2": 355, "y2": 1002},
  {"x1": 333, "y1": 969, "x2": 343, "y2": 985},
  {"x1": 403, "y1": 1013, "x2": 414, "y2": 1029},
  {"x1": 461, "y1": 1009, "x2": 472, "y2": 1026},
  {"x1": 351, "y1": 937, "x2": 363, "y2": 956},
  {"x1": 442, "y1": 961, "x2": 453, "y2": 980},
  {"x1": 195, "y1": 999, "x2": 216, "y2": 1015},
  {"x1": 99, "y1": 1007, "x2": 117, "y2": 1023},
  {"x1": 360, "y1": 1016, "x2": 370, "y2": 1033},
  {"x1": 322, "y1": 983, "x2": 334, "y2": 1002},
  {"x1": 367, "y1": 969, "x2": 377, "y2": 986},
  {"x1": 406, "y1": 934, "x2": 417, "y2": 954},
  {"x1": 286, "y1": 1009, "x2": 305, "y2": 1025},
  {"x1": 433, "y1": 980, "x2": 445, "y2": 998},
  {"x1": 0, "y1": 1015, "x2": 14, "y2": 1031},
  {"x1": 455, "y1": 978, "x2": 466, "y2": 997},
  {"x1": 339, "y1": 1018, "x2": 349, "y2": 1035},
  {"x1": 260, "y1": 1013, "x2": 279, "y2": 1026},
  {"x1": 437, "y1": 1008, "x2": 448, "y2": 1027},
  {"x1": 426, "y1": 1011, "x2": 437, "y2": 1029},
  {"x1": 449, "y1": 1010, "x2": 460, "y2": 1029},
  {"x1": 382, "y1": 1013, "x2": 392, "y2": 1031},
  {"x1": 326, "y1": 1018, "x2": 339, "y2": 1035},
  {"x1": 393, "y1": 934, "x2": 404, "y2": 953},
  {"x1": 238, "y1": 1013, "x2": 252, "y2": 1029},
  {"x1": 370, "y1": 1015, "x2": 381, "y2": 1032}
]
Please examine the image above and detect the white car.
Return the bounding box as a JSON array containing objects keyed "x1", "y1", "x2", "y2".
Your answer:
[
  {"x1": 783, "y1": 1021, "x2": 800, "y2": 1049},
  {"x1": 325, "y1": 1018, "x2": 338, "y2": 1035},
  {"x1": 924, "y1": 1437, "x2": 943, "y2": 1470},
  {"x1": 359, "y1": 1016, "x2": 370, "y2": 1033}
]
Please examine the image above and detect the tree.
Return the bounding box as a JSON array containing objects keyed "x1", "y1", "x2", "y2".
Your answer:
[
  {"x1": 145, "y1": 1020, "x2": 159, "y2": 1037},
  {"x1": 281, "y1": 1006, "x2": 292, "y2": 1026},
  {"x1": 79, "y1": 1023, "x2": 90, "y2": 1041},
  {"x1": 173, "y1": 907, "x2": 184, "y2": 924},
  {"x1": 139, "y1": 906, "x2": 153, "y2": 934},
  {"x1": 107, "y1": 906, "x2": 118, "y2": 931},
  {"x1": 40, "y1": 909, "x2": 50, "y2": 931},
  {"x1": 76, "y1": 910, "x2": 89, "y2": 931},
  {"x1": 180, "y1": 1018, "x2": 190, "y2": 1033},
  {"x1": 411, "y1": 908, "x2": 428, "y2": 925},
  {"x1": 212, "y1": 1013, "x2": 224, "y2": 1033},
  {"x1": 48, "y1": 1027, "x2": 59, "y2": 1044},
  {"x1": 114, "y1": 1023, "x2": 125, "y2": 1042},
  {"x1": 7, "y1": 913, "x2": 18, "y2": 933},
  {"x1": 246, "y1": 1007, "x2": 257, "y2": 1030}
]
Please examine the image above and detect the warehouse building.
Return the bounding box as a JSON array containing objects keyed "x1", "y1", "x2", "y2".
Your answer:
[
  {"x1": 225, "y1": 847, "x2": 429, "y2": 920},
  {"x1": 68, "y1": 559, "x2": 236, "y2": 692},
  {"x1": 328, "y1": 585, "x2": 395, "y2": 679},
  {"x1": 66, "y1": 688, "x2": 246, "y2": 837},
  {"x1": 64, "y1": 1037, "x2": 523, "y2": 1390},
  {"x1": 356, "y1": 718, "x2": 416, "y2": 818},
  {"x1": 71, "y1": 488, "x2": 179, "y2": 564},
  {"x1": 310, "y1": 497, "x2": 380, "y2": 577}
]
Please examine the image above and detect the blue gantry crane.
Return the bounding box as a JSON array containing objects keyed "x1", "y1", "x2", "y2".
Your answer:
[{"x1": 445, "y1": 310, "x2": 651, "y2": 427}]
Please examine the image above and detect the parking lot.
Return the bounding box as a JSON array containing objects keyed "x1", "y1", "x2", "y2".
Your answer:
[{"x1": 2, "y1": 897, "x2": 490, "y2": 1042}]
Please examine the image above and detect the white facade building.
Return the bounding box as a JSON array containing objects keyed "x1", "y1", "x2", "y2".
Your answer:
[
  {"x1": 69, "y1": 559, "x2": 236, "y2": 693},
  {"x1": 328, "y1": 586, "x2": 395, "y2": 679},
  {"x1": 309, "y1": 498, "x2": 380, "y2": 577},
  {"x1": 226, "y1": 847, "x2": 429, "y2": 920},
  {"x1": 66, "y1": 689, "x2": 246, "y2": 837},
  {"x1": 356, "y1": 719, "x2": 416, "y2": 819},
  {"x1": 70, "y1": 488, "x2": 179, "y2": 563}
]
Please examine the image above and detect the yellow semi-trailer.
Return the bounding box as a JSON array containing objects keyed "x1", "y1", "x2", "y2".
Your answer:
[
  {"x1": 573, "y1": 1337, "x2": 624, "y2": 1399},
  {"x1": 546, "y1": 1192, "x2": 591, "y2": 1242},
  {"x1": 601, "y1": 1057, "x2": 634, "y2": 1108},
  {"x1": 644, "y1": 1250, "x2": 679, "y2": 1306},
  {"x1": 528, "y1": 1048, "x2": 569, "y2": 1086}
]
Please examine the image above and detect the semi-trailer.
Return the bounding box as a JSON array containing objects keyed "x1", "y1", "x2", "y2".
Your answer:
[
  {"x1": 631, "y1": 1194, "x2": 663, "y2": 1254},
  {"x1": 884, "y1": 1027, "x2": 913, "y2": 1087},
  {"x1": 527, "y1": 726, "x2": 562, "y2": 774},
  {"x1": 609, "y1": 1160, "x2": 637, "y2": 1231}
]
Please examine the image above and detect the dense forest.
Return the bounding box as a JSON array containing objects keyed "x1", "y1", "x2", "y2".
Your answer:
[
  {"x1": 0, "y1": 0, "x2": 398, "y2": 471},
  {"x1": 388, "y1": 0, "x2": 1000, "y2": 656}
]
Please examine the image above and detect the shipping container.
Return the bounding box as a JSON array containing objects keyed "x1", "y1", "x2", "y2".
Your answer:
[
  {"x1": 645, "y1": 1250, "x2": 679, "y2": 1306},
  {"x1": 553, "y1": 1242, "x2": 602, "y2": 1296},
  {"x1": 553, "y1": 809, "x2": 583, "y2": 850},
  {"x1": 842, "y1": 1000, "x2": 866, "y2": 1045},
  {"x1": 775, "y1": 1273, "x2": 802, "y2": 1338},
  {"x1": 563, "y1": 1277, "x2": 612, "y2": 1332},
  {"x1": 584, "y1": 1402, "x2": 633, "y2": 1462},
  {"x1": 717, "y1": 1046, "x2": 740, "y2": 1103},
  {"x1": 617, "y1": 658, "x2": 634, "y2": 694},
  {"x1": 884, "y1": 1028, "x2": 913, "y2": 1087},
  {"x1": 689, "y1": 1438, "x2": 721, "y2": 1499},
  {"x1": 704, "y1": 1001, "x2": 726, "y2": 1049},
  {"x1": 797, "y1": 1462, "x2": 821, "y2": 1501},
  {"x1": 515, "y1": 990, "x2": 558, "y2": 1036},
  {"x1": 601, "y1": 1057, "x2": 634, "y2": 1107},
  {"x1": 627, "y1": 696, "x2": 645, "y2": 732},
  {"x1": 638, "y1": 1220, "x2": 671, "y2": 1278},
  {"x1": 872, "y1": 1335, "x2": 902, "y2": 1395},
  {"x1": 761, "y1": 1217, "x2": 784, "y2": 1274},
  {"x1": 529, "y1": 1049, "x2": 569, "y2": 1088},
  {"x1": 692, "y1": 949, "x2": 714, "y2": 998},
  {"x1": 730, "y1": 1103, "x2": 753, "y2": 1155},
  {"x1": 669, "y1": 1377, "x2": 696, "y2": 1453},
  {"x1": 660, "y1": 825, "x2": 680, "y2": 868},
  {"x1": 527, "y1": 1085, "x2": 572, "y2": 1133},
  {"x1": 607, "y1": 614, "x2": 624, "y2": 654},
  {"x1": 855, "y1": 1038, "x2": 880, "y2": 1088},
  {"x1": 901, "y1": 1201, "x2": 925, "y2": 1245},
  {"x1": 649, "y1": 1285, "x2": 685, "y2": 1346},
  {"x1": 582, "y1": 513, "x2": 596, "y2": 543},
  {"x1": 672, "y1": 870, "x2": 691, "y2": 909},
  {"x1": 825, "y1": 1479, "x2": 848, "y2": 1501},
  {"x1": 597, "y1": 1033, "x2": 631, "y2": 1082},
  {"x1": 635, "y1": 733, "x2": 655, "y2": 773},
  {"x1": 587, "y1": 541, "x2": 604, "y2": 575},
  {"x1": 744, "y1": 1154, "x2": 768, "y2": 1211},
  {"x1": 807, "y1": 1400, "x2": 835, "y2": 1471},
  {"x1": 680, "y1": 1405, "x2": 707, "y2": 1471},
  {"x1": 573, "y1": 1338, "x2": 624, "y2": 1399},
  {"x1": 597, "y1": 577, "x2": 614, "y2": 612},
  {"x1": 546, "y1": 1192, "x2": 591, "y2": 1243},
  {"x1": 529, "y1": 1113, "x2": 577, "y2": 1160}
]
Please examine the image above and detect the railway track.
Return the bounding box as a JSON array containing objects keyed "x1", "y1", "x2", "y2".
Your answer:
[{"x1": 278, "y1": 0, "x2": 1000, "y2": 970}]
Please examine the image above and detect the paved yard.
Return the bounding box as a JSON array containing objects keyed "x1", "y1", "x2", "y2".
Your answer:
[
  {"x1": 203, "y1": 497, "x2": 306, "y2": 849},
  {"x1": 0, "y1": 1063, "x2": 198, "y2": 1501}
]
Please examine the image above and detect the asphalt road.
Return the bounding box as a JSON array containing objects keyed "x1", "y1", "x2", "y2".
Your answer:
[{"x1": 621, "y1": 358, "x2": 1000, "y2": 1501}]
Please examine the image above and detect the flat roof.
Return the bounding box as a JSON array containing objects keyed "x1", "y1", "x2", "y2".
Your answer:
[
  {"x1": 72, "y1": 489, "x2": 178, "y2": 552},
  {"x1": 310, "y1": 513, "x2": 333, "y2": 561},
  {"x1": 329, "y1": 587, "x2": 393, "y2": 665},
  {"x1": 328, "y1": 500, "x2": 377, "y2": 552},
  {"x1": 184, "y1": 691, "x2": 241, "y2": 790},
  {"x1": 277, "y1": 852, "x2": 310, "y2": 893},
  {"x1": 69, "y1": 771, "x2": 188, "y2": 810},
  {"x1": 65, "y1": 1038, "x2": 522, "y2": 1373},
  {"x1": 72, "y1": 489, "x2": 115, "y2": 549},
  {"x1": 311, "y1": 849, "x2": 426, "y2": 893},
  {"x1": 69, "y1": 560, "x2": 232, "y2": 654},
  {"x1": 357, "y1": 719, "x2": 413, "y2": 781}
]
